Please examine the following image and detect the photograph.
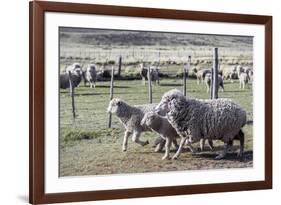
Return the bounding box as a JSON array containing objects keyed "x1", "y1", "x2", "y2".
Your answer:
[{"x1": 59, "y1": 27, "x2": 254, "y2": 177}]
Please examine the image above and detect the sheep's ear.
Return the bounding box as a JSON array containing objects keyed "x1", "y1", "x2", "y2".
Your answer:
[{"x1": 116, "y1": 101, "x2": 121, "y2": 106}]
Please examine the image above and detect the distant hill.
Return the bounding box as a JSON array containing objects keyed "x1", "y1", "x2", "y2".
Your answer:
[{"x1": 59, "y1": 27, "x2": 253, "y2": 49}]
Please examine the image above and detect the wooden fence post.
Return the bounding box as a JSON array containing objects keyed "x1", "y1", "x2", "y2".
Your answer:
[
  {"x1": 212, "y1": 48, "x2": 219, "y2": 99},
  {"x1": 108, "y1": 66, "x2": 115, "y2": 128},
  {"x1": 117, "y1": 56, "x2": 122, "y2": 77},
  {"x1": 183, "y1": 56, "x2": 191, "y2": 96},
  {"x1": 147, "y1": 66, "x2": 152, "y2": 104},
  {"x1": 68, "y1": 71, "x2": 76, "y2": 119}
]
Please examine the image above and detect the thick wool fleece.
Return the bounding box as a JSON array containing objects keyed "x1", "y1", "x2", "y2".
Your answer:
[{"x1": 161, "y1": 89, "x2": 247, "y2": 142}]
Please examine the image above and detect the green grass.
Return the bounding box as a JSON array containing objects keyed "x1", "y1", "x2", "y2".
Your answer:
[{"x1": 59, "y1": 78, "x2": 253, "y2": 176}]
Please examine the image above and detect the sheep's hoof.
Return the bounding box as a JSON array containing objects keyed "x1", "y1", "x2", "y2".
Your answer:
[
  {"x1": 155, "y1": 147, "x2": 162, "y2": 153},
  {"x1": 190, "y1": 149, "x2": 197, "y2": 154},
  {"x1": 162, "y1": 156, "x2": 171, "y2": 160},
  {"x1": 237, "y1": 152, "x2": 244, "y2": 161},
  {"x1": 122, "y1": 148, "x2": 127, "y2": 152},
  {"x1": 172, "y1": 155, "x2": 178, "y2": 160},
  {"x1": 143, "y1": 140, "x2": 149, "y2": 146},
  {"x1": 215, "y1": 154, "x2": 225, "y2": 160}
]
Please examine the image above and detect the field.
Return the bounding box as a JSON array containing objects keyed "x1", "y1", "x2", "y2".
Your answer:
[
  {"x1": 59, "y1": 27, "x2": 253, "y2": 177},
  {"x1": 59, "y1": 78, "x2": 253, "y2": 176}
]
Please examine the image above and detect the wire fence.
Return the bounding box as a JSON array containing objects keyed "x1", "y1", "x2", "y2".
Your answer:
[{"x1": 59, "y1": 49, "x2": 253, "y2": 132}]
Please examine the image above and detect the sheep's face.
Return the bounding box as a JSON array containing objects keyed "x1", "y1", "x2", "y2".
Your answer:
[
  {"x1": 155, "y1": 89, "x2": 184, "y2": 115},
  {"x1": 88, "y1": 64, "x2": 96, "y2": 71},
  {"x1": 141, "y1": 112, "x2": 157, "y2": 127},
  {"x1": 155, "y1": 100, "x2": 169, "y2": 115},
  {"x1": 107, "y1": 98, "x2": 122, "y2": 114}
]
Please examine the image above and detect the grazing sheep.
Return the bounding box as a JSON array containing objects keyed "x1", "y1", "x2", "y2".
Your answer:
[
  {"x1": 141, "y1": 112, "x2": 214, "y2": 160},
  {"x1": 221, "y1": 65, "x2": 238, "y2": 83},
  {"x1": 60, "y1": 63, "x2": 83, "y2": 89},
  {"x1": 155, "y1": 89, "x2": 246, "y2": 160},
  {"x1": 245, "y1": 67, "x2": 254, "y2": 83},
  {"x1": 139, "y1": 63, "x2": 160, "y2": 85},
  {"x1": 84, "y1": 64, "x2": 97, "y2": 88},
  {"x1": 141, "y1": 112, "x2": 179, "y2": 160},
  {"x1": 236, "y1": 65, "x2": 245, "y2": 74},
  {"x1": 195, "y1": 69, "x2": 211, "y2": 84},
  {"x1": 204, "y1": 73, "x2": 224, "y2": 93},
  {"x1": 59, "y1": 73, "x2": 82, "y2": 89},
  {"x1": 107, "y1": 98, "x2": 158, "y2": 151},
  {"x1": 65, "y1": 63, "x2": 83, "y2": 77},
  {"x1": 62, "y1": 63, "x2": 83, "y2": 88},
  {"x1": 239, "y1": 72, "x2": 250, "y2": 89}
]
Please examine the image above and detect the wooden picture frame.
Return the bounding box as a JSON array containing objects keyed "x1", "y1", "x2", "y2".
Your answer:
[{"x1": 29, "y1": 1, "x2": 272, "y2": 204}]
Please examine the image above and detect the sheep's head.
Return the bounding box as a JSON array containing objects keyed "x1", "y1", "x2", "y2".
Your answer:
[
  {"x1": 107, "y1": 98, "x2": 123, "y2": 114},
  {"x1": 155, "y1": 89, "x2": 185, "y2": 115},
  {"x1": 140, "y1": 112, "x2": 158, "y2": 127},
  {"x1": 72, "y1": 63, "x2": 81, "y2": 69},
  {"x1": 72, "y1": 67, "x2": 82, "y2": 77}
]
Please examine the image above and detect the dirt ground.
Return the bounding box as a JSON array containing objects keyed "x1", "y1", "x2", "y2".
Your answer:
[{"x1": 59, "y1": 126, "x2": 253, "y2": 176}]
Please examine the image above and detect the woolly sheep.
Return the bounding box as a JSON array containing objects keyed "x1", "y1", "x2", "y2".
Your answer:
[
  {"x1": 141, "y1": 112, "x2": 179, "y2": 160},
  {"x1": 107, "y1": 98, "x2": 159, "y2": 151},
  {"x1": 59, "y1": 73, "x2": 82, "y2": 89},
  {"x1": 155, "y1": 89, "x2": 246, "y2": 160},
  {"x1": 141, "y1": 112, "x2": 214, "y2": 160},
  {"x1": 65, "y1": 63, "x2": 83, "y2": 77},
  {"x1": 139, "y1": 63, "x2": 160, "y2": 85},
  {"x1": 84, "y1": 64, "x2": 97, "y2": 88},
  {"x1": 60, "y1": 63, "x2": 83, "y2": 89},
  {"x1": 239, "y1": 72, "x2": 250, "y2": 89},
  {"x1": 62, "y1": 63, "x2": 83, "y2": 88},
  {"x1": 195, "y1": 69, "x2": 211, "y2": 84},
  {"x1": 245, "y1": 67, "x2": 254, "y2": 83},
  {"x1": 195, "y1": 68, "x2": 223, "y2": 85},
  {"x1": 204, "y1": 73, "x2": 224, "y2": 93}
]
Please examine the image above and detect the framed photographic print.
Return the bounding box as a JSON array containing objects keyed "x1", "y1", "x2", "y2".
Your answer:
[{"x1": 29, "y1": 1, "x2": 272, "y2": 204}]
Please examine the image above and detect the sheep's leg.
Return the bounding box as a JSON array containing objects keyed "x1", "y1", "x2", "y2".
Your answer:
[
  {"x1": 237, "y1": 130, "x2": 245, "y2": 159},
  {"x1": 172, "y1": 138, "x2": 179, "y2": 149},
  {"x1": 162, "y1": 137, "x2": 172, "y2": 160},
  {"x1": 186, "y1": 143, "x2": 196, "y2": 153},
  {"x1": 122, "y1": 130, "x2": 131, "y2": 152},
  {"x1": 200, "y1": 139, "x2": 205, "y2": 151},
  {"x1": 154, "y1": 137, "x2": 165, "y2": 152},
  {"x1": 172, "y1": 136, "x2": 188, "y2": 160},
  {"x1": 155, "y1": 142, "x2": 165, "y2": 152},
  {"x1": 90, "y1": 82, "x2": 93, "y2": 88},
  {"x1": 207, "y1": 139, "x2": 214, "y2": 150},
  {"x1": 215, "y1": 142, "x2": 230, "y2": 160},
  {"x1": 132, "y1": 131, "x2": 149, "y2": 146},
  {"x1": 152, "y1": 136, "x2": 164, "y2": 148},
  {"x1": 221, "y1": 84, "x2": 224, "y2": 92}
]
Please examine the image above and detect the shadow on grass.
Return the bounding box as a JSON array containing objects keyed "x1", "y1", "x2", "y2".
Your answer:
[
  {"x1": 94, "y1": 85, "x2": 131, "y2": 88},
  {"x1": 223, "y1": 90, "x2": 249, "y2": 93},
  {"x1": 159, "y1": 83, "x2": 183, "y2": 87},
  {"x1": 193, "y1": 150, "x2": 253, "y2": 162}
]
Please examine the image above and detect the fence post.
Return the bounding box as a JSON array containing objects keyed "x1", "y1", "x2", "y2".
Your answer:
[
  {"x1": 68, "y1": 71, "x2": 76, "y2": 119},
  {"x1": 212, "y1": 48, "x2": 219, "y2": 99},
  {"x1": 108, "y1": 66, "x2": 115, "y2": 128},
  {"x1": 117, "y1": 56, "x2": 122, "y2": 77},
  {"x1": 147, "y1": 66, "x2": 152, "y2": 104},
  {"x1": 183, "y1": 56, "x2": 191, "y2": 96}
]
